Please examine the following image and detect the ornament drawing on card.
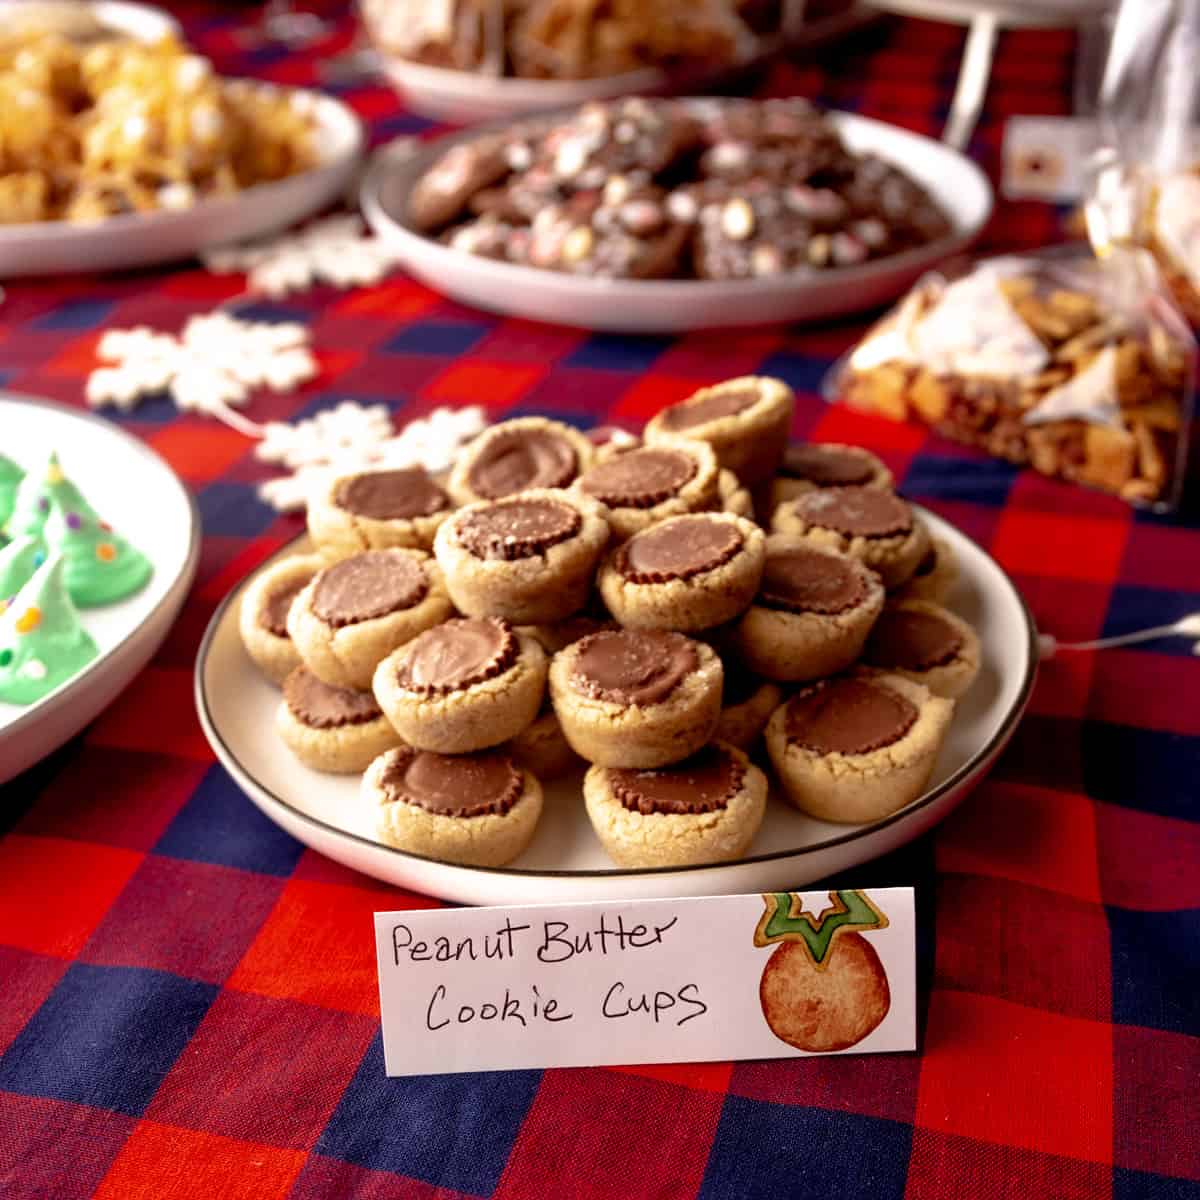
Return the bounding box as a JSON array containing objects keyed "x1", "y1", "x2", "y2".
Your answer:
[{"x1": 753, "y1": 890, "x2": 890, "y2": 1053}]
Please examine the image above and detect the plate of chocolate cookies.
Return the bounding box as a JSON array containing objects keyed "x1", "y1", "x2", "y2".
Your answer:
[
  {"x1": 195, "y1": 378, "x2": 1037, "y2": 905},
  {"x1": 361, "y1": 96, "x2": 993, "y2": 331}
]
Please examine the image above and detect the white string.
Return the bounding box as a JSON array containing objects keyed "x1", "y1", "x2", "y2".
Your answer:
[{"x1": 1038, "y1": 613, "x2": 1200, "y2": 659}]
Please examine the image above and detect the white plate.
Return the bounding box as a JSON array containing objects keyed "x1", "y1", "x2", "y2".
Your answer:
[
  {"x1": 366, "y1": 8, "x2": 879, "y2": 124},
  {"x1": 362, "y1": 107, "x2": 993, "y2": 331},
  {"x1": 0, "y1": 397, "x2": 199, "y2": 782},
  {"x1": 0, "y1": 88, "x2": 364, "y2": 277},
  {"x1": 866, "y1": 0, "x2": 1111, "y2": 26},
  {"x1": 0, "y1": 1, "x2": 178, "y2": 41},
  {"x1": 195, "y1": 505, "x2": 1037, "y2": 905}
]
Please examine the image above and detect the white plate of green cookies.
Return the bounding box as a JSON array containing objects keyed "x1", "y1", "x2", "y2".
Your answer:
[
  {"x1": 195, "y1": 503, "x2": 1037, "y2": 907},
  {"x1": 0, "y1": 396, "x2": 199, "y2": 782}
]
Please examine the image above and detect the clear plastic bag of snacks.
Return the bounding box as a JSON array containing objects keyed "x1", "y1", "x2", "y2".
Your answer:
[
  {"x1": 830, "y1": 249, "x2": 1195, "y2": 510},
  {"x1": 1087, "y1": 0, "x2": 1200, "y2": 324}
]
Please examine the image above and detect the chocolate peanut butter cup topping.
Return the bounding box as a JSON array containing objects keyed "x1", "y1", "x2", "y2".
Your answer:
[
  {"x1": 457, "y1": 496, "x2": 582, "y2": 560},
  {"x1": 620, "y1": 514, "x2": 743, "y2": 582},
  {"x1": 759, "y1": 545, "x2": 868, "y2": 615},
  {"x1": 610, "y1": 744, "x2": 745, "y2": 815},
  {"x1": 578, "y1": 446, "x2": 696, "y2": 508},
  {"x1": 785, "y1": 677, "x2": 918, "y2": 755},
  {"x1": 261, "y1": 577, "x2": 310, "y2": 637},
  {"x1": 781, "y1": 444, "x2": 874, "y2": 487},
  {"x1": 865, "y1": 608, "x2": 963, "y2": 672},
  {"x1": 659, "y1": 387, "x2": 759, "y2": 431},
  {"x1": 571, "y1": 628, "x2": 698, "y2": 705},
  {"x1": 334, "y1": 468, "x2": 448, "y2": 520},
  {"x1": 283, "y1": 666, "x2": 381, "y2": 729},
  {"x1": 467, "y1": 427, "x2": 578, "y2": 498},
  {"x1": 395, "y1": 616, "x2": 517, "y2": 694},
  {"x1": 793, "y1": 485, "x2": 911, "y2": 538},
  {"x1": 312, "y1": 551, "x2": 428, "y2": 626},
  {"x1": 379, "y1": 746, "x2": 523, "y2": 817}
]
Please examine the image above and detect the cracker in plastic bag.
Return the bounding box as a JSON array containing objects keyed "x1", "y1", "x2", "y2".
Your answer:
[
  {"x1": 831, "y1": 250, "x2": 1194, "y2": 509},
  {"x1": 1088, "y1": 0, "x2": 1200, "y2": 324}
]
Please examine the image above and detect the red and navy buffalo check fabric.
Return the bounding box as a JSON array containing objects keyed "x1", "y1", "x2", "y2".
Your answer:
[{"x1": 1, "y1": 4, "x2": 1197, "y2": 1198}]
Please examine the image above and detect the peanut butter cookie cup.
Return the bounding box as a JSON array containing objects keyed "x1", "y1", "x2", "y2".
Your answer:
[
  {"x1": 895, "y1": 536, "x2": 958, "y2": 604},
  {"x1": 573, "y1": 440, "x2": 719, "y2": 540},
  {"x1": 765, "y1": 670, "x2": 953, "y2": 823},
  {"x1": 766, "y1": 442, "x2": 893, "y2": 517},
  {"x1": 549, "y1": 627, "x2": 722, "y2": 768},
  {"x1": 862, "y1": 599, "x2": 980, "y2": 699},
  {"x1": 434, "y1": 489, "x2": 610, "y2": 623},
  {"x1": 287, "y1": 549, "x2": 453, "y2": 690},
  {"x1": 373, "y1": 616, "x2": 547, "y2": 754},
  {"x1": 448, "y1": 416, "x2": 595, "y2": 506},
  {"x1": 584, "y1": 741, "x2": 767, "y2": 867},
  {"x1": 730, "y1": 537, "x2": 884, "y2": 682},
  {"x1": 771, "y1": 484, "x2": 930, "y2": 589},
  {"x1": 365, "y1": 744, "x2": 543, "y2": 867},
  {"x1": 644, "y1": 375, "x2": 795, "y2": 486},
  {"x1": 238, "y1": 553, "x2": 324, "y2": 685},
  {"x1": 598, "y1": 511, "x2": 764, "y2": 632},
  {"x1": 275, "y1": 666, "x2": 402, "y2": 773},
  {"x1": 714, "y1": 666, "x2": 782, "y2": 751},
  {"x1": 308, "y1": 467, "x2": 452, "y2": 559}
]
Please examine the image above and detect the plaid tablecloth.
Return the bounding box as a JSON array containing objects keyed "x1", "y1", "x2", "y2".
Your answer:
[{"x1": 1, "y1": 4, "x2": 1197, "y2": 1198}]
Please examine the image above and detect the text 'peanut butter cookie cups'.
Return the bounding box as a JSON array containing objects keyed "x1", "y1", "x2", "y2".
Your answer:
[
  {"x1": 861, "y1": 598, "x2": 981, "y2": 699},
  {"x1": 434, "y1": 489, "x2": 610, "y2": 624},
  {"x1": 584, "y1": 742, "x2": 767, "y2": 868},
  {"x1": 730, "y1": 537, "x2": 884, "y2": 682},
  {"x1": 238, "y1": 553, "x2": 324, "y2": 685},
  {"x1": 644, "y1": 375, "x2": 796, "y2": 487},
  {"x1": 364, "y1": 744, "x2": 543, "y2": 867},
  {"x1": 572, "y1": 440, "x2": 719, "y2": 540},
  {"x1": 598, "y1": 511, "x2": 765, "y2": 632},
  {"x1": 308, "y1": 467, "x2": 453, "y2": 559},
  {"x1": 766, "y1": 442, "x2": 894, "y2": 518},
  {"x1": 275, "y1": 666, "x2": 402, "y2": 774},
  {"x1": 287, "y1": 549, "x2": 454, "y2": 690},
  {"x1": 772, "y1": 484, "x2": 930, "y2": 590},
  {"x1": 373, "y1": 616, "x2": 547, "y2": 753},
  {"x1": 766, "y1": 670, "x2": 954, "y2": 823},
  {"x1": 448, "y1": 416, "x2": 595, "y2": 506},
  {"x1": 549, "y1": 628, "x2": 722, "y2": 768}
]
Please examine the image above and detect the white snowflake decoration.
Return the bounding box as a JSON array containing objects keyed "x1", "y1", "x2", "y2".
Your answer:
[
  {"x1": 203, "y1": 215, "x2": 401, "y2": 298},
  {"x1": 255, "y1": 402, "x2": 487, "y2": 512},
  {"x1": 86, "y1": 313, "x2": 318, "y2": 420}
]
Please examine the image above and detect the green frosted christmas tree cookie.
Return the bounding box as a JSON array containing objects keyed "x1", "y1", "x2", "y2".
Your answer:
[
  {"x1": 44, "y1": 500, "x2": 152, "y2": 608},
  {"x1": 4, "y1": 452, "x2": 98, "y2": 542},
  {"x1": 0, "y1": 553, "x2": 98, "y2": 704},
  {"x1": 0, "y1": 455, "x2": 23, "y2": 533},
  {"x1": 0, "y1": 537, "x2": 45, "y2": 614}
]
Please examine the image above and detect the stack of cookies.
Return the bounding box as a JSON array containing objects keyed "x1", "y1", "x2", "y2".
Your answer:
[{"x1": 238, "y1": 376, "x2": 979, "y2": 869}]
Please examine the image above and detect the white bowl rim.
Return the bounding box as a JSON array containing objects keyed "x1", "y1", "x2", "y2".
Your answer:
[
  {"x1": 0, "y1": 394, "x2": 201, "y2": 745},
  {"x1": 194, "y1": 510, "x2": 1039, "y2": 880}
]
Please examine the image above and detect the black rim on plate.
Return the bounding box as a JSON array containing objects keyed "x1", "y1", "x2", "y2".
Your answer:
[{"x1": 194, "y1": 511, "x2": 1040, "y2": 879}]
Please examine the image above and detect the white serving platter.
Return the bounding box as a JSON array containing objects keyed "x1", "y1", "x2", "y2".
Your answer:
[
  {"x1": 361, "y1": 106, "x2": 993, "y2": 331},
  {"x1": 866, "y1": 0, "x2": 1111, "y2": 26},
  {"x1": 195, "y1": 504, "x2": 1037, "y2": 906},
  {"x1": 0, "y1": 0, "x2": 364, "y2": 280},
  {"x1": 0, "y1": 396, "x2": 200, "y2": 783},
  {"x1": 366, "y1": 6, "x2": 880, "y2": 124}
]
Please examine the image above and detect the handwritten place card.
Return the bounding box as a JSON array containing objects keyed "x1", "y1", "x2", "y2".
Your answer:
[{"x1": 374, "y1": 888, "x2": 915, "y2": 1076}]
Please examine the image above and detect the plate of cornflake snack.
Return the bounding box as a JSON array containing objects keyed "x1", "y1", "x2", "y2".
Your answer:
[
  {"x1": 0, "y1": 3, "x2": 363, "y2": 276},
  {"x1": 196, "y1": 377, "x2": 1036, "y2": 904},
  {"x1": 0, "y1": 396, "x2": 199, "y2": 783},
  {"x1": 362, "y1": 96, "x2": 992, "y2": 331}
]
